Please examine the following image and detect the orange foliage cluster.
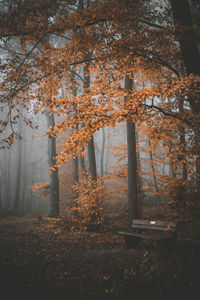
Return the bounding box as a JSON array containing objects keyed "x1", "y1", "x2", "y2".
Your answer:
[
  {"x1": 71, "y1": 175, "x2": 105, "y2": 230},
  {"x1": 0, "y1": 0, "x2": 199, "y2": 180}
]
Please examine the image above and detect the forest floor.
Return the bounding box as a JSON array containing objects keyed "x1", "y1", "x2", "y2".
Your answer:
[{"x1": 0, "y1": 211, "x2": 200, "y2": 300}]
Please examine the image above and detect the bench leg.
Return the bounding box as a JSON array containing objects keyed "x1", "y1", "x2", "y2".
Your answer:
[{"x1": 124, "y1": 235, "x2": 141, "y2": 248}]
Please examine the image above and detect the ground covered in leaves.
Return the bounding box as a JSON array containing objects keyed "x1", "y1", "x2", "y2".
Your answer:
[{"x1": 0, "y1": 213, "x2": 199, "y2": 300}]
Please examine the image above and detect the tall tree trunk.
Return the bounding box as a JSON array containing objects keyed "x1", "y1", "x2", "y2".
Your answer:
[
  {"x1": 136, "y1": 130, "x2": 142, "y2": 215},
  {"x1": 83, "y1": 57, "x2": 99, "y2": 227},
  {"x1": 170, "y1": 0, "x2": 200, "y2": 182},
  {"x1": 46, "y1": 112, "x2": 60, "y2": 217},
  {"x1": 14, "y1": 137, "x2": 22, "y2": 211},
  {"x1": 83, "y1": 62, "x2": 97, "y2": 180},
  {"x1": 87, "y1": 135, "x2": 97, "y2": 180},
  {"x1": 80, "y1": 154, "x2": 86, "y2": 173},
  {"x1": 170, "y1": 0, "x2": 200, "y2": 79},
  {"x1": 178, "y1": 98, "x2": 188, "y2": 180},
  {"x1": 170, "y1": 160, "x2": 176, "y2": 178},
  {"x1": 5, "y1": 148, "x2": 11, "y2": 209},
  {"x1": 148, "y1": 141, "x2": 161, "y2": 213},
  {"x1": 100, "y1": 127, "x2": 105, "y2": 177},
  {"x1": 125, "y1": 75, "x2": 139, "y2": 220},
  {"x1": 72, "y1": 154, "x2": 79, "y2": 215},
  {"x1": 79, "y1": 124, "x2": 86, "y2": 174},
  {"x1": 20, "y1": 132, "x2": 28, "y2": 209},
  {"x1": 0, "y1": 175, "x2": 2, "y2": 209},
  {"x1": 14, "y1": 117, "x2": 23, "y2": 211}
]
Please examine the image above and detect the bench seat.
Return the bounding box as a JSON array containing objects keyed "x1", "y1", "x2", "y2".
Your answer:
[
  {"x1": 119, "y1": 219, "x2": 177, "y2": 247},
  {"x1": 118, "y1": 231, "x2": 172, "y2": 241}
]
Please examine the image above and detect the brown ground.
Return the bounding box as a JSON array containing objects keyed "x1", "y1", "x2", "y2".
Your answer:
[{"x1": 0, "y1": 212, "x2": 199, "y2": 300}]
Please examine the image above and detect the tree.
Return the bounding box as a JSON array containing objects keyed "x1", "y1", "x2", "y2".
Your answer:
[{"x1": 1, "y1": 0, "x2": 199, "y2": 215}]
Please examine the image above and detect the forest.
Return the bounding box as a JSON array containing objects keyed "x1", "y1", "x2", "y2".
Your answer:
[{"x1": 0, "y1": 0, "x2": 199, "y2": 299}]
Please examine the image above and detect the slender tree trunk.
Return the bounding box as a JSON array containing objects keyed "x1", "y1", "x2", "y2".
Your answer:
[
  {"x1": 80, "y1": 154, "x2": 86, "y2": 172},
  {"x1": 178, "y1": 99, "x2": 188, "y2": 180},
  {"x1": 87, "y1": 135, "x2": 97, "y2": 180},
  {"x1": 20, "y1": 133, "x2": 27, "y2": 209},
  {"x1": 125, "y1": 75, "x2": 139, "y2": 220},
  {"x1": 70, "y1": 71, "x2": 80, "y2": 208},
  {"x1": 14, "y1": 117, "x2": 23, "y2": 211},
  {"x1": 46, "y1": 112, "x2": 60, "y2": 217},
  {"x1": 84, "y1": 62, "x2": 97, "y2": 181},
  {"x1": 148, "y1": 141, "x2": 160, "y2": 213},
  {"x1": 170, "y1": 160, "x2": 176, "y2": 178},
  {"x1": 6, "y1": 149, "x2": 11, "y2": 209},
  {"x1": 83, "y1": 57, "x2": 99, "y2": 227},
  {"x1": 73, "y1": 156, "x2": 79, "y2": 189},
  {"x1": 136, "y1": 130, "x2": 142, "y2": 215},
  {"x1": 100, "y1": 127, "x2": 105, "y2": 177},
  {"x1": 14, "y1": 138, "x2": 22, "y2": 211},
  {"x1": 72, "y1": 154, "x2": 79, "y2": 215},
  {"x1": 0, "y1": 178, "x2": 2, "y2": 209},
  {"x1": 79, "y1": 125, "x2": 86, "y2": 174}
]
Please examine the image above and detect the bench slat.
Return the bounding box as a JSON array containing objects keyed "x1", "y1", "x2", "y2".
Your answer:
[
  {"x1": 131, "y1": 224, "x2": 176, "y2": 232},
  {"x1": 132, "y1": 219, "x2": 176, "y2": 226},
  {"x1": 131, "y1": 219, "x2": 176, "y2": 232},
  {"x1": 177, "y1": 238, "x2": 200, "y2": 247},
  {"x1": 119, "y1": 231, "x2": 171, "y2": 241}
]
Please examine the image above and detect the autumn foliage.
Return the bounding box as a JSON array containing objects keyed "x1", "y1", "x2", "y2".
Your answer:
[{"x1": 0, "y1": 0, "x2": 199, "y2": 213}]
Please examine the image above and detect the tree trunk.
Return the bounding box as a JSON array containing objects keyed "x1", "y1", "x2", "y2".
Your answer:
[
  {"x1": 125, "y1": 75, "x2": 139, "y2": 220},
  {"x1": 87, "y1": 135, "x2": 97, "y2": 180},
  {"x1": 5, "y1": 148, "x2": 11, "y2": 209},
  {"x1": 148, "y1": 140, "x2": 161, "y2": 213},
  {"x1": 170, "y1": 160, "x2": 176, "y2": 178},
  {"x1": 14, "y1": 118, "x2": 23, "y2": 211},
  {"x1": 170, "y1": 0, "x2": 200, "y2": 182},
  {"x1": 20, "y1": 131, "x2": 28, "y2": 209},
  {"x1": 170, "y1": 0, "x2": 200, "y2": 80},
  {"x1": 100, "y1": 127, "x2": 105, "y2": 177},
  {"x1": 84, "y1": 62, "x2": 97, "y2": 181},
  {"x1": 0, "y1": 176, "x2": 2, "y2": 209},
  {"x1": 80, "y1": 154, "x2": 86, "y2": 173},
  {"x1": 136, "y1": 130, "x2": 143, "y2": 215},
  {"x1": 79, "y1": 124, "x2": 86, "y2": 173},
  {"x1": 178, "y1": 99, "x2": 188, "y2": 180},
  {"x1": 46, "y1": 112, "x2": 60, "y2": 217},
  {"x1": 13, "y1": 137, "x2": 22, "y2": 211}
]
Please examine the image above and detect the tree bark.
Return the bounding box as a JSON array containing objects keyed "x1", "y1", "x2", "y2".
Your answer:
[
  {"x1": 170, "y1": 0, "x2": 200, "y2": 80},
  {"x1": 170, "y1": 160, "x2": 176, "y2": 178},
  {"x1": 46, "y1": 112, "x2": 60, "y2": 217},
  {"x1": 148, "y1": 140, "x2": 160, "y2": 213},
  {"x1": 170, "y1": 0, "x2": 200, "y2": 181},
  {"x1": 125, "y1": 75, "x2": 139, "y2": 220},
  {"x1": 80, "y1": 123, "x2": 86, "y2": 174},
  {"x1": 84, "y1": 62, "x2": 97, "y2": 181},
  {"x1": 14, "y1": 119, "x2": 23, "y2": 211},
  {"x1": 136, "y1": 129, "x2": 143, "y2": 214},
  {"x1": 178, "y1": 98, "x2": 188, "y2": 180},
  {"x1": 13, "y1": 139, "x2": 22, "y2": 211},
  {"x1": 5, "y1": 148, "x2": 11, "y2": 209},
  {"x1": 100, "y1": 127, "x2": 105, "y2": 177}
]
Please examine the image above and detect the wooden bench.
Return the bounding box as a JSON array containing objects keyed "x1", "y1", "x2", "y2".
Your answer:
[{"x1": 119, "y1": 219, "x2": 177, "y2": 247}]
